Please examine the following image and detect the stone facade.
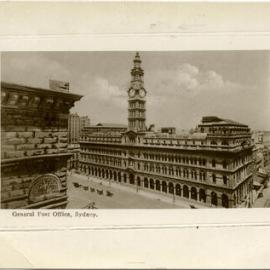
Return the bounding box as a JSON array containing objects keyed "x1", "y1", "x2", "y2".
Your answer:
[
  {"x1": 1, "y1": 82, "x2": 82, "y2": 209},
  {"x1": 79, "y1": 53, "x2": 254, "y2": 208},
  {"x1": 67, "y1": 143, "x2": 80, "y2": 171}
]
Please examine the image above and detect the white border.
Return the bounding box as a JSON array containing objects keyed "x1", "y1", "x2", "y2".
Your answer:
[{"x1": 1, "y1": 2, "x2": 270, "y2": 268}]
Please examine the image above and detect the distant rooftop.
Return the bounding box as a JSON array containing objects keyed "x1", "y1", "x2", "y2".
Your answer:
[
  {"x1": 94, "y1": 123, "x2": 128, "y2": 128},
  {"x1": 200, "y1": 116, "x2": 248, "y2": 127}
]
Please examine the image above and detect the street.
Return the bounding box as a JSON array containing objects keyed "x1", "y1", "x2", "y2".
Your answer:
[{"x1": 66, "y1": 173, "x2": 200, "y2": 209}]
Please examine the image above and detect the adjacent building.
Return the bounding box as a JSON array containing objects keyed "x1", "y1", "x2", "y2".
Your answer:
[
  {"x1": 1, "y1": 82, "x2": 82, "y2": 209},
  {"x1": 68, "y1": 114, "x2": 91, "y2": 143},
  {"x1": 79, "y1": 52, "x2": 254, "y2": 208},
  {"x1": 68, "y1": 113, "x2": 80, "y2": 143},
  {"x1": 80, "y1": 116, "x2": 91, "y2": 131}
]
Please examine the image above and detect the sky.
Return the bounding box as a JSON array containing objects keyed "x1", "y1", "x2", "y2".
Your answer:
[{"x1": 1, "y1": 51, "x2": 270, "y2": 131}]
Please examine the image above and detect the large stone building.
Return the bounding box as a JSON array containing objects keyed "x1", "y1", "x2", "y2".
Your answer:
[
  {"x1": 79, "y1": 52, "x2": 254, "y2": 208},
  {"x1": 1, "y1": 82, "x2": 82, "y2": 209}
]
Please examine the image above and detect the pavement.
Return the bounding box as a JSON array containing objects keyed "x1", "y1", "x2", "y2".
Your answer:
[{"x1": 66, "y1": 173, "x2": 208, "y2": 209}]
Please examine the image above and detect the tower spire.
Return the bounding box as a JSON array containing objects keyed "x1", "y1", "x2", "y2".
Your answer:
[{"x1": 127, "y1": 52, "x2": 147, "y2": 132}]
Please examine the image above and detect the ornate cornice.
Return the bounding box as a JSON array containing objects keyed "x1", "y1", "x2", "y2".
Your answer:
[{"x1": 1, "y1": 82, "x2": 83, "y2": 114}]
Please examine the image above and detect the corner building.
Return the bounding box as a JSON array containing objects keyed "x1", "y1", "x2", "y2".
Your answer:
[
  {"x1": 1, "y1": 82, "x2": 82, "y2": 209},
  {"x1": 80, "y1": 53, "x2": 254, "y2": 208}
]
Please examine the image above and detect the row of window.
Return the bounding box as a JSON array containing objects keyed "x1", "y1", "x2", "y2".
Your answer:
[
  {"x1": 80, "y1": 154, "x2": 122, "y2": 167},
  {"x1": 129, "y1": 111, "x2": 145, "y2": 118},
  {"x1": 80, "y1": 149, "x2": 231, "y2": 170},
  {"x1": 203, "y1": 127, "x2": 250, "y2": 135},
  {"x1": 81, "y1": 148, "x2": 122, "y2": 156},
  {"x1": 143, "y1": 153, "x2": 208, "y2": 166},
  {"x1": 80, "y1": 154, "x2": 229, "y2": 186},
  {"x1": 81, "y1": 137, "x2": 122, "y2": 143},
  {"x1": 142, "y1": 164, "x2": 207, "y2": 181},
  {"x1": 129, "y1": 101, "x2": 145, "y2": 109},
  {"x1": 141, "y1": 163, "x2": 228, "y2": 185},
  {"x1": 142, "y1": 138, "x2": 234, "y2": 147},
  {"x1": 80, "y1": 147, "x2": 251, "y2": 173}
]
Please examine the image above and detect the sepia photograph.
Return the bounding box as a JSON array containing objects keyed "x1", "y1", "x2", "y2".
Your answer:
[
  {"x1": 1, "y1": 50, "x2": 270, "y2": 210},
  {"x1": 2, "y1": 1, "x2": 270, "y2": 269}
]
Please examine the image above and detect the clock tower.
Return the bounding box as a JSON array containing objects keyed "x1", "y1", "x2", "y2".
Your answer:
[{"x1": 128, "y1": 52, "x2": 147, "y2": 131}]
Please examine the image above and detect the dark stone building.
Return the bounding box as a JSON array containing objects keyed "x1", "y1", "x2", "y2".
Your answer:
[{"x1": 1, "y1": 82, "x2": 82, "y2": 209}]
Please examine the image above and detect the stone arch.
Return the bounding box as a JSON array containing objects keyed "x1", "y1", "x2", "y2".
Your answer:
[
  {"x1": 137, "y1": 176, "x2": 141, "y2": 186},
  {"x1": 144, "y1": 177, "x2": 149, "y2": 188},
  {"x1": 113, "y1": 171, "x2": 117, "y2": 181},
  {"x1": 222, "y1": 194, "x2": 229, "y2": 208},
  {"x1": 199, "y1": 189, "x2": 206, "y2": 203},
  {"x1": 150, "y1": 178, "x2": 155, "y2": 189},
  {"x1": 118, "y1": 172, "x2": 121, "y2": 182},
  {"x1": 129, "y1": 174, "x2": 134, "y2": 184},
  {"x1": 175, "y1": 184, "x2": 181, "y2": 196},
  {"x1": 211, "y1": 192, "x2": 218, "y2": 206},
  {"x1": 155, "y1": 179, "x2": 160, "y2": 191},
  {"x1": 168, "y1": 182, "x2": 174, "y2": 194},
  {"x1": 162, "y1": 181, "x2": 167, "y2": 193},
  {"x1": 183, "y1": 185, "x2": 189, "y2": 198},
  {"x1": 191, "y1": 187, "x2": 198, "y2": 200}
]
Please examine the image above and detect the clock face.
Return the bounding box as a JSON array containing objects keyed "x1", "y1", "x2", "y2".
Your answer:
[
  {"x1": 29, "y1": 174, "x2": 61, "y2": 203},
  {"x1": 139, "y1": 88, "x2": 146, "y2": 98},
  {"x1": 128, "y1": 88, "x2": 136, "y2": 98}
]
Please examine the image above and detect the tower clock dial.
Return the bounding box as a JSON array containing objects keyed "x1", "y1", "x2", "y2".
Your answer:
[
  {"x1": 139, "y1": 88, "x2": 146, "y2": 98},
  {"x1": 128, "y1": 88, "x2": 136, "y2": 98}
]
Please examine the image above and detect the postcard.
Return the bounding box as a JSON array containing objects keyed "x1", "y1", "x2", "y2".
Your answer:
[{"x1": 1, "y1": 1, "x2": 270, "y2": 269}]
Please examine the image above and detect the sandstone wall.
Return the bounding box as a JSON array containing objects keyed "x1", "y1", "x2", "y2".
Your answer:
[{"x1": 1, "y1": 82, "x2": 82, "y2": 209}]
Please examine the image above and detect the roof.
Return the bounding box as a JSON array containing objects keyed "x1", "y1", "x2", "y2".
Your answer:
[
  {"x1": 96, "y1": 123, "x2": 128, "y2": 128},
  {"x1": 1, "y1": 81, "x2": 82, "y2": 100},
  {"x1": 199, "y1": 116, "x2": 248, "y2": 127}
]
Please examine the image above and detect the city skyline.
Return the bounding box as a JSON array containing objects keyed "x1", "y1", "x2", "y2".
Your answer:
[{"x1": 2, "y1": 51, "x2": 270, "y2": 131}]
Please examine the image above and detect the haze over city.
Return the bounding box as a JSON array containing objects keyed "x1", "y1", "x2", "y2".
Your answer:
[{"x1": 2, "y1": 51, "x2": 270, "y2": 131}]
